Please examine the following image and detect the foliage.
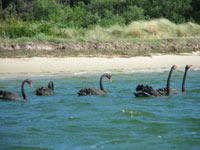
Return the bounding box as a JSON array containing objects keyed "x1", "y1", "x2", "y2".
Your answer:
[
  {"x1": 0, "y1": 0, "x2": 200, "y2": 40},
  {"x1": 122, "y1": 5, "x2": 146, "y2": 24},
  {"x1": 2, "y1": 0, "x2": 200, "y2": 27},
  {"x1": 1, "y1": 18, "x2": 200, "y2": 41},
  {"x1": 31, "y1": 0, "x2": 64, "y2": 22},
  {"x1": 142, "y1": 0, "x2": 192, "y2": 23},
  {"x1": 0, "y1": 17, "x2": 37, "y2": 38}
]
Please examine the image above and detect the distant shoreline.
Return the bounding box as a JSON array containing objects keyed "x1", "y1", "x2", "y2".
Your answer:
[
  {"x1": 0, "y1": 53, "x2": 200, "y2": 75},
  {"x1": 0, "y1": 38, "x2": 200, "y2": 58}
]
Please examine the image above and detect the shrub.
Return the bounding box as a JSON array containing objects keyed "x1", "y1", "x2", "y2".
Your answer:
[
  {"x1": 122, "y1": 6, "x2": 146, "y2": 24},
  {"x1": 0, "y1": 18, "x2": 37, "y2": 38},
  {"x1": 38, "y1": 22, "x2": 52, "y2": 34},
  {"x1": 32, "y1": 0, "x2": 64, "y2": 22}
]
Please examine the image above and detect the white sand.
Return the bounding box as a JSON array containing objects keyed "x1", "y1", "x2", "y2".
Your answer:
[{"x1": 0, "y1": 54, "x2": 200, "y2": 75}]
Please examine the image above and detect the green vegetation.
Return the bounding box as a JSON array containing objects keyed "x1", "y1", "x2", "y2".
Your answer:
[
  {"x1": 0, "y1": 0, "x2": 200, "y2": 42},
  {"x1": 1, "y1": 0, "x2": 200, "y2": 58},
  {"x1": 0, "y1": 18, "x2": 200, "y2": 43}
]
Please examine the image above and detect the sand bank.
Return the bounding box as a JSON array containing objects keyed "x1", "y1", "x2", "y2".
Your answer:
[{"x1": 0, "y1": 54, "x2": 200, "y2": 75}]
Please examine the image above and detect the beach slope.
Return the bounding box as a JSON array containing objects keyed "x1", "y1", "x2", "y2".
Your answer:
[{"x1": 0, "y1": 53, "x2": 200, "y2": 75}]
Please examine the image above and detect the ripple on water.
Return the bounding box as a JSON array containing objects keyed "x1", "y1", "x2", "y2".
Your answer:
[
  {"x1": 67, "y1": 116, "x2": 80, "y2": 121},
  {"x1": 0, "y1": 70, "x2": 200, "y2": 150},
  {"x1": 26, "y1": 127, "x2": 42, "y2": 136},
  {"x1": 120, "y1": 109, "x2": 154, "y2": 118},
  {"x1": 190, "y1": 89, "x2": 200, "y2": 93},
  {"x1": 9, "y1": 146, "x2": 55, "y2": 150}
]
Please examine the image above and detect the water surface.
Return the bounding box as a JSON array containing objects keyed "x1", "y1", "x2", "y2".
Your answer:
[{"x1": 0, "y1": 69, "x2": 200, "y2": 150}]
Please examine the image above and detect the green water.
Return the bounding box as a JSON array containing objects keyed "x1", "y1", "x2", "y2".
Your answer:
[{"x1": 0, "y1": 69, "x2": 200, "y2": 150}]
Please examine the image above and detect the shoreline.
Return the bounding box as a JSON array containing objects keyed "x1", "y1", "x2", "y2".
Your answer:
[
  {"x1": 0, "y1": 54, "x2": 200, "y2": 75},
  {"x1": 1, "y1": 38, "x2": 200, "y2": 58}
]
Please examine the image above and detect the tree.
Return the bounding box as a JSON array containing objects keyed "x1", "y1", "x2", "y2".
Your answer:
[
  {"x1": 143, "y1": 0, "x2": 192, "y2": 23},
  {"x1": 190, "y1": 0, "x2": 200, "y2": 23},
  {"x1": 122, "y1": 5, "x2": 145, "y2": 24},
  {"x1": 32, "y1": 0, "x2": 64, "y2": 22},
  {"x1": 0, "y1": 0, "x2": 2, "y2": 17}
]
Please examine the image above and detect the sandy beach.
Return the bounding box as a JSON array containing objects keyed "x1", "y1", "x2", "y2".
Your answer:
[{"x1": 0, "y1": 53, "x2": 200, "y2": 75}]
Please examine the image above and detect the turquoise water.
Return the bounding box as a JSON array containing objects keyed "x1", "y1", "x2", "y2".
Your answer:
[{"x1": 0, "y1": 69, "x2": 200, "y2": 150}]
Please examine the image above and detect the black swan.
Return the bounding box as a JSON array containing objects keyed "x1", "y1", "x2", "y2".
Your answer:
[
  {"x1": 36, "y1": 81, "x2": 54, "y2": 96},
  {"x1": 78, "y1": 73, "x2": 112, "y2": 96},
  {"x1": 0, "y1": 79, "x2": 32, "y2": 101},
  {"x1": 134, "y1": 65, "x2": 178, "y2": 97},
  {"x1": 156, "y1": 64, "x2": 192, "y2": 95}
]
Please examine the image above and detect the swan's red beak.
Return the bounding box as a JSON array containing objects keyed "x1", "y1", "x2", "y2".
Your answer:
[
  {"x1": 109, "y1": 77, "x2": 112, "y2": 83},
  {"x1": 188, "y1": 64, "x2": 193, "y2": 68},
  {"x1": 175, "y1": 65, "x2": 179, "y2": 69},
  {"x1": 30, "y1": 82, "x2": 33, "y2": 87}
]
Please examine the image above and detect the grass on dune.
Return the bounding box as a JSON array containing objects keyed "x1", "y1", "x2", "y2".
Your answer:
[
  {"x1": 1, "y1": 18, "x2": 200, "y2": 43},
  {"x1": 85, "y1": 19, "x2": 200, "y2": 41}
]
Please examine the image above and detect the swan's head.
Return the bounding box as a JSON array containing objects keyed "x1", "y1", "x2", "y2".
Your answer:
[
  {"x1": 30, "y1": 82, "x2": 33, "y2": 87},
  {"x1": 186, "y1": 64, "x2": 192, "y2": 70},
  {"x1": 25, "y1": 79, "x2": 33, "y2": 87},
  {"x1": 105, "y1": 74, "x2": 112, "y2": 82},
  {"x1": 172, "y1": 65, "x2": 179, "y2": 70}
]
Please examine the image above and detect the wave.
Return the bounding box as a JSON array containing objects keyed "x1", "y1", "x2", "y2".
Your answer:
[{"x1": 0, "y1": 68, "x2": 200, "y2": 80}]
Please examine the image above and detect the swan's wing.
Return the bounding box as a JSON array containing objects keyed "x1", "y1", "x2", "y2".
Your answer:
[
  {"x1": 134, "y1": 91, "x2": 151, "y2": 97},
  {"x1": 136, "y1": 84, "x2": 153, "y2": 92},
  {"x1": 135, "y1": 84, "x2": 160, "y2": 97},
  {"x1": 78, "y1": 88, "x2": 106, "y2": 96},
  {"x1": 36, "y1": 87, "x2": 53, "y2": 96},
  {"x1": 170, "y1": 88, "x2": 180, "y2": 94},
  {"x1": 156, "y1": 87, "x2": 180, "y2": 95},
  {"x1": 77, "y1": 88, "x2": 89, "y2": 96},
  {"x1": 48, "y1": 81, "x2": 54, "y2": 90},
  {"x1": 0, "y1": 90, "x2": 22, "y2": 101},
  {"x1": 88, "y1": 88, "x2": 106, "y2": 95},
  {"x1": 156, "y1": 88, "x2": 167, "y2": 95}
]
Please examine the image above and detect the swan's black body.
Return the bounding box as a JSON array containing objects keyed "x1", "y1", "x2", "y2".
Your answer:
[
  {"x1": 156, "y1": 87, "x2": 179, "y2": 96},
  {"x1": 134, "y1": 65, "x2": 178, "y2": 97},
  {"x1": 135, "y1": 85, "x2": 160, "y2": 97},
  {"x1": 155, "y1": 64, "x2": 192, "y2": 95},
  {"x1": 0, "y1": 79, "x2": 32, "y2": 101},
  {"x1": 156, "y1": 65, "x2": 179, "y2": 96},
  {"x1": 78, "y1": 73, "x2": 112, "y2": 96},
  {"x1": 36, "y1": 81, "x2": 54, "y2": 96}
]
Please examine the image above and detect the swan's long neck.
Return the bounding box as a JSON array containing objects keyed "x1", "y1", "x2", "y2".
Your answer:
[
  {"x1": 166, "y1": 67, "x2": 174, "y2": 96},
  {"x1": 100, "y1": 75, "x2": 106, "y2": 93},
  {"x1": 21, "y1": 80, "x2": 27, "y2": 100},
  {"x1": 182, "y1": 68, "x2": 188, "y2": 92},
  {"x1": 48, "y1": 82, "x2": 54, "y2": 90}
]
